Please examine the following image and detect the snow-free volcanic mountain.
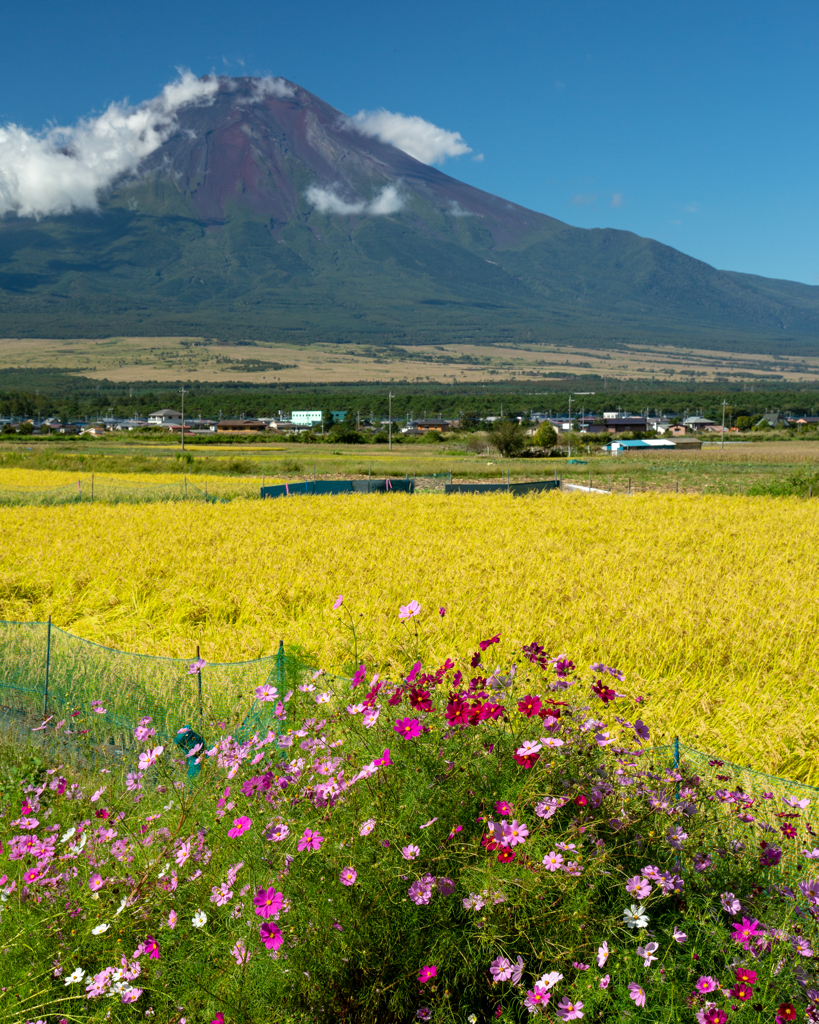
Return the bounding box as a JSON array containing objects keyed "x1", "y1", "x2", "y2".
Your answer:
[{"x1": 1, "y1": 75, "x2": 819, "y2": 354}]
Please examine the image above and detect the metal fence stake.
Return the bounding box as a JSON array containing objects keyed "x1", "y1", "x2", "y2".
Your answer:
[
  {"x1": 43, "y1": 615, "x2": 52, "y2": 718},
  {"x1": 196, "y1": 644, "x2": 203, "y2": 719}
]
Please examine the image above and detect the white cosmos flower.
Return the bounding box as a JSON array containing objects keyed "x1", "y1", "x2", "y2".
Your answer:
[
  {"x1": 539, "y1": 971, "x2": 563, "y2": 989},
  {"x1": 91, "y1": 922, "x2": 110, "y2": 935},
  {"x1": 192, "y1": 910, "x2": 207, "y2": 928},
  {"x1": 64, "y1": 967, "x2": 86, "y2": 985},
  {"x1": 114, "y1": 897, "x2": 128, "y2": 916},
  {"x1": 623, "y1": 904, "x2": 649, "y2": 929},
  {"x1": 60, "y1": 826, "x2": 76, "y2": 843}
]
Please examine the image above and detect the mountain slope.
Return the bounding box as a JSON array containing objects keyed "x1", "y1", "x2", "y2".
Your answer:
[{"x1": 1, "y1": 75, "x2": 818, "y2": 355}]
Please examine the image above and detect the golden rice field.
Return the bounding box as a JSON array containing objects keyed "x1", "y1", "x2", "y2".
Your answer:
[
  {"x1": 1, "y1": 490, "x2": 818, "y2": 783},
  {"x1": 0, "y1": 467, "x2": 274, "y2": 499}
]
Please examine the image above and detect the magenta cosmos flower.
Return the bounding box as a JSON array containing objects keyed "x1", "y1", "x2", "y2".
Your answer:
[
  {"x1": 394, "y1": 717, "x2": 422, "y2": 739},
  {"x1": 259, "y1": 921, "x2": 283, "y2": 950},
  {"x1": 399, "y1": 600, "x2": 422, "y2": 620},
  {"x1": 297, "y1": 828, "x2": 324, "y2": 852},
  {"x1": 253, "y1": 887, "x2": 284, "y2": 918},
  {"x1": 418, "y1": 965, "x2": 437, "y2": 984},
  {"x1": 333, "y1": 594, "x2": 343, "y2": 609},
  {"x1": 731, "y1": 918, "x2": 761, "y2": 948},
  {"x1": 340, "y1": 867, "x2": 357, "y2": 885},
  {"x1": 227, "y1": 816, "x2": 252, "y2": 838},
  {"x1": 142, "y1": 936, "x2": 160, "y2": 960}
]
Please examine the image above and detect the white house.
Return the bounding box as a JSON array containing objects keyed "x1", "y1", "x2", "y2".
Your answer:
[
  {"x1": 148, "y1": 409, "x2": 183, "y2": 426},
  {"x1": 291, "y1": 410, "x2": 322, "y2": 426}
]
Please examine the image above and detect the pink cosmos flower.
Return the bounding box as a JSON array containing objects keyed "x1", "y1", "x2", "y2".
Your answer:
[
  {"x1": 399, "y1": 600, "x2": 422, "y2": 620},
  {"x1": 525, "y1": 985, "x2": 551, "y2": 1012},
  {"x1": 143, "y1": 936, "x2": 159, "y2": 960},
  {"x1": 187, "y1": 657, "x2": 206, "y2": 674},
  {"x1": 394, "y1": 717, "x2": 423, "y2": 739},
  {"x1": 137, "y1": 746, "x2": 164, "y2": 771},
  {"x1": 232, "y1": 940, "x2": 249, "y2": 966},
  {"x1": 227, "y1": 816, "x2": 252, "y2": 838},
  {"x1": 121, "y1": 987, "x2": 142, "y2": 1003},
  {"x1": 628, "y1": 983, "x2": 646, "y2": 1008},
  {"x1": 495, "y1": 801, "x2": 512, "y2": 816},
  {"x1": 402, "y1": 844, "x2": 421, "y2": 860},
  {"x1": 265, "y1": 823, "x2": 289, "y2": 842},
  {"x1": 596, "y1": 942, "x2": 608, "y2": 967},
  {"x1": 516, "y1": 740, "x2": 542, "y2": 758},
  {"x1": 359, "y1": 818, "x2": 376, "y2": 835},
  {"x1": 297, "y1": 828, "x2": 324, "y2": 852},
  {"x1": 503, "y1": 820, "x2": 529, "y2": 847},
  {"x1": 439, "y1": 606, "x2": 446, "y2": 617},
  {"x1": 90, "y1": 787, "x2": 106, "y2": 803},
  {"x1": 133, "y1": 725, "x2": 155, "y2": 741},
  {"x1": 340, "y1": 866, "x2": 357, "y2": 886},
  {"x1": 168, "y1": 910, "x2": 177, "y2": 929},
  {"x1": 556, "y1": 997, "x2": 584, "y2": 1020},
  {"x1": 255, "y1": 683, "x2": 278, "y2": 702},
  {"x1": 253, "y1": 887, "x2": 284, "y2": 918},
  {"x1": 23, "y1": 868, "x2": 40, "y2": 883},
  {"x1": 626, "y1": 875, "x2": 651, "y2": 899},
  {"x1": 543, "y1": 851, "x2": 564, "y2": 872},
  {"x1": 333, "y1": 594, "x2": 344, "y2": 609},
  {"x1": 599, "y1": 975, "x2": 610, "y2": 989},
  {"x1": 490, "y1": 956, "x2": 513, "y2": 982},
  {"x1": 374, "y1": 749, "x2": 392, "y2": 767},
  {"x1": 418, "y1": 964, "x2": 437, "y2": 984},
  {"x1": 695, "y1": 976, "x2": 719, "y2": 995},
  {"x1": 259, "y1": 921, "x2": 283, "y2": 950},
  {"x1": 89, "y1": 874, "x2": 104, "y2": 891}
]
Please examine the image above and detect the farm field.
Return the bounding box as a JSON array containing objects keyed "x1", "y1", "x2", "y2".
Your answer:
[
  {"x1": 1, "y1": 490, "x2": 817, "y2": 783},
  {"x1": 1, "y1": 437, "x2": 819, "y2": 495}
]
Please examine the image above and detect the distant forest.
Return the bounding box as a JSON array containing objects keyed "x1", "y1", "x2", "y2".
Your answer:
[{"x1": 2, "y1": 368, "x2": 819, "y2": 422}]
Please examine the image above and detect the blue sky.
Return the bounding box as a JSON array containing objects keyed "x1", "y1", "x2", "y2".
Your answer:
[{"x1": 1, "y1": 0, "x2": 817, "y2": 284}]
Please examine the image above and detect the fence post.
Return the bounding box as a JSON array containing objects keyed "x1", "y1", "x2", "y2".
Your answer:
[
  {"x1": 276, "y1": 639, "x2": 285, "y2": 690},
  {"x1": 628, "y1": 477, "x2": 631, "y2": 495},
  {"x1": 196, "y1": 644, "x2": 203, "y2": 719},
  {"x1": 673, "y1": 735, "x2": 680, "y2": 774},
  {"x1": 43, "y1": 615, "x2": 52, "y2": 718}
]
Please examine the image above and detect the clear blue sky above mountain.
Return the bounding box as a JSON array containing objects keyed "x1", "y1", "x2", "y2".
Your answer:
[{"x1": 2, "y1": 0, "x2": 817, "y2": 285}]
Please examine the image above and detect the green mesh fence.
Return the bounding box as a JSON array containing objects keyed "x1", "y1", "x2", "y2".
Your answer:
[
  {"x1": 1, "y1": 622, "x2": 818, "y2": 811},
  {"x1": 0, "y1": 621, "x2": 319, "y2": 759}
]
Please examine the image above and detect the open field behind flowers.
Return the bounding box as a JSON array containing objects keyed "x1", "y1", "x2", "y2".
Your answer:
[{"x1": 1, "y1": 492, "x2": 818, "y2": 782}]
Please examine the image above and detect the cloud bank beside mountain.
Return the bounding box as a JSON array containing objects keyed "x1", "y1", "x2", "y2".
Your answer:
[{"x1": 0, "y1": 73, "x2": 294, "y2": 218}]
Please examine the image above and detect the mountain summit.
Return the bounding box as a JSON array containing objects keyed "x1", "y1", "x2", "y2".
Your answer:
[{"x1": 1, "y1": 74, "x2": 818, "y2": 353}]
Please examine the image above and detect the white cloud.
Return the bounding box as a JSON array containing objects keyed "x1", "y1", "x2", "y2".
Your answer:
[
  {"x1": 0, "y1": 71, "x2": 219, "y2": 218},
  {"x1": 306, "y1": 184, "x2": 404, "y2": 216},
  {"x1": 610, "y1": 192, "x2": 624, "y2": 207},
  {"x1": 447, "y1": 201, "x2": 473, "y2": 218},
  {"x1": 349, "y1": 109, "x2": 472, "y2": 165},
  {"x1": 238, "y1": 77, "x2": 295, "y2": 104},
  {"x1": 471, "y1": 152, "x2": 485, "y2": 162},
  {"x1": 570, "y1": 193, "x2": 597, "y2": 206},
  {"x1": 685, "y1": 201, "x2": 699, "y2": 214}
]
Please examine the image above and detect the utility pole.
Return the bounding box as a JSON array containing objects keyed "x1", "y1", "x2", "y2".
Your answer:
[
  {"x1": 179, "y1": 386, "x2": 188, "y2": 452},
  {"x1": 388, "y1": 391, "x2": 395, "y2": 450},
  {"x1": 721, "y1": 399, "x2": 728, "y2": 450}
]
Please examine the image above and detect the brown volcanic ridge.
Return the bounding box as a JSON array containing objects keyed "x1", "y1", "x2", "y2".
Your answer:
[{"x1": 140, "y1": 76, "x2": 557, "y2": 244}]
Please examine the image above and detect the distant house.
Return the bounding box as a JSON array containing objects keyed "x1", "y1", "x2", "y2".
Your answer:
[
  {"x1": 216, "y1": 420, "x2": 267, "y2": 433},
  {"x1": 757, "y1": 412, "x2": 788, "y2": 428},
  {"x1": 682, "y1": 416, "x2": 717, "y2": 432},
  {"x1": 291, "y1": 410, "x2": 322, "y2": 426},
  {"x1": 81, "y1": 425, "x2": 108, "y2": 438},
  {"x1": 408, "y1": 418, "x2": 451, "y2": 433},
  {"x1": 148, "y1": 409, "x2": 183, "y2": 426},
  {"x1": 668, "y1": 425, "x2": 687, "y2": 436},
  {"x1": 795, "y1": 416, "x2": 819, "y2": 427}
]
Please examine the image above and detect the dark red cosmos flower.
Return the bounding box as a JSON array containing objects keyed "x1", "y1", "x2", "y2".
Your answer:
[
  {"x1": 445, "y1": 700, "x2": 470, "y2": 726},
  {"x1": 362, "y1": 681, "x2": 382, "y2": 708},
  {"x1": 778, "y1": 1004, "x2": 797, "y2": 1021},
  {"x1": 94, "y1": 808, "x2": 110, "y2": 819},
  {"x1": 513, "y1": 751, "x2": 540, "y2": 769},
  {"x1": 708, "y1": 759, "x2": 725, "y2": 767},
  {"x1": 497, "y1": 847, "x2": 515, "y2": 863},
  {"x1": 409, "y1": 688, "x2": 433, "y2": 711},
  {"x1": 574, "y1": 795, "x2": 588, "y2": 807},
  {"x1": 539, "y1": 706, "x2": 561, "y2": 722},
  {"x1": 387, "y1": 688, "x2": 406, "y2": 707},
  {"x1": 552, "y1": 658, "x2": 575, "y2": 677},
  {"x1": 780, "y1": 824, "x2": 798, "y2": 839},
  {"x1": 518, "y1": 695, "x2": 543, "y2": 718},
  {"x1": 591, "y1": 680, "x2": 617, "y2": 703},
  {"x1": 470, "y1": 651, "x2": 482, "y2": 668},
  {"x1": 735, "y1": 967, "x2": 757, "y2": 985},
  {"x1": 479, "y1": 635, "x2": 500, "y2": 651},
  {"x1": 481, "y1": 833, "x2": 499, "y2": 852}
]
